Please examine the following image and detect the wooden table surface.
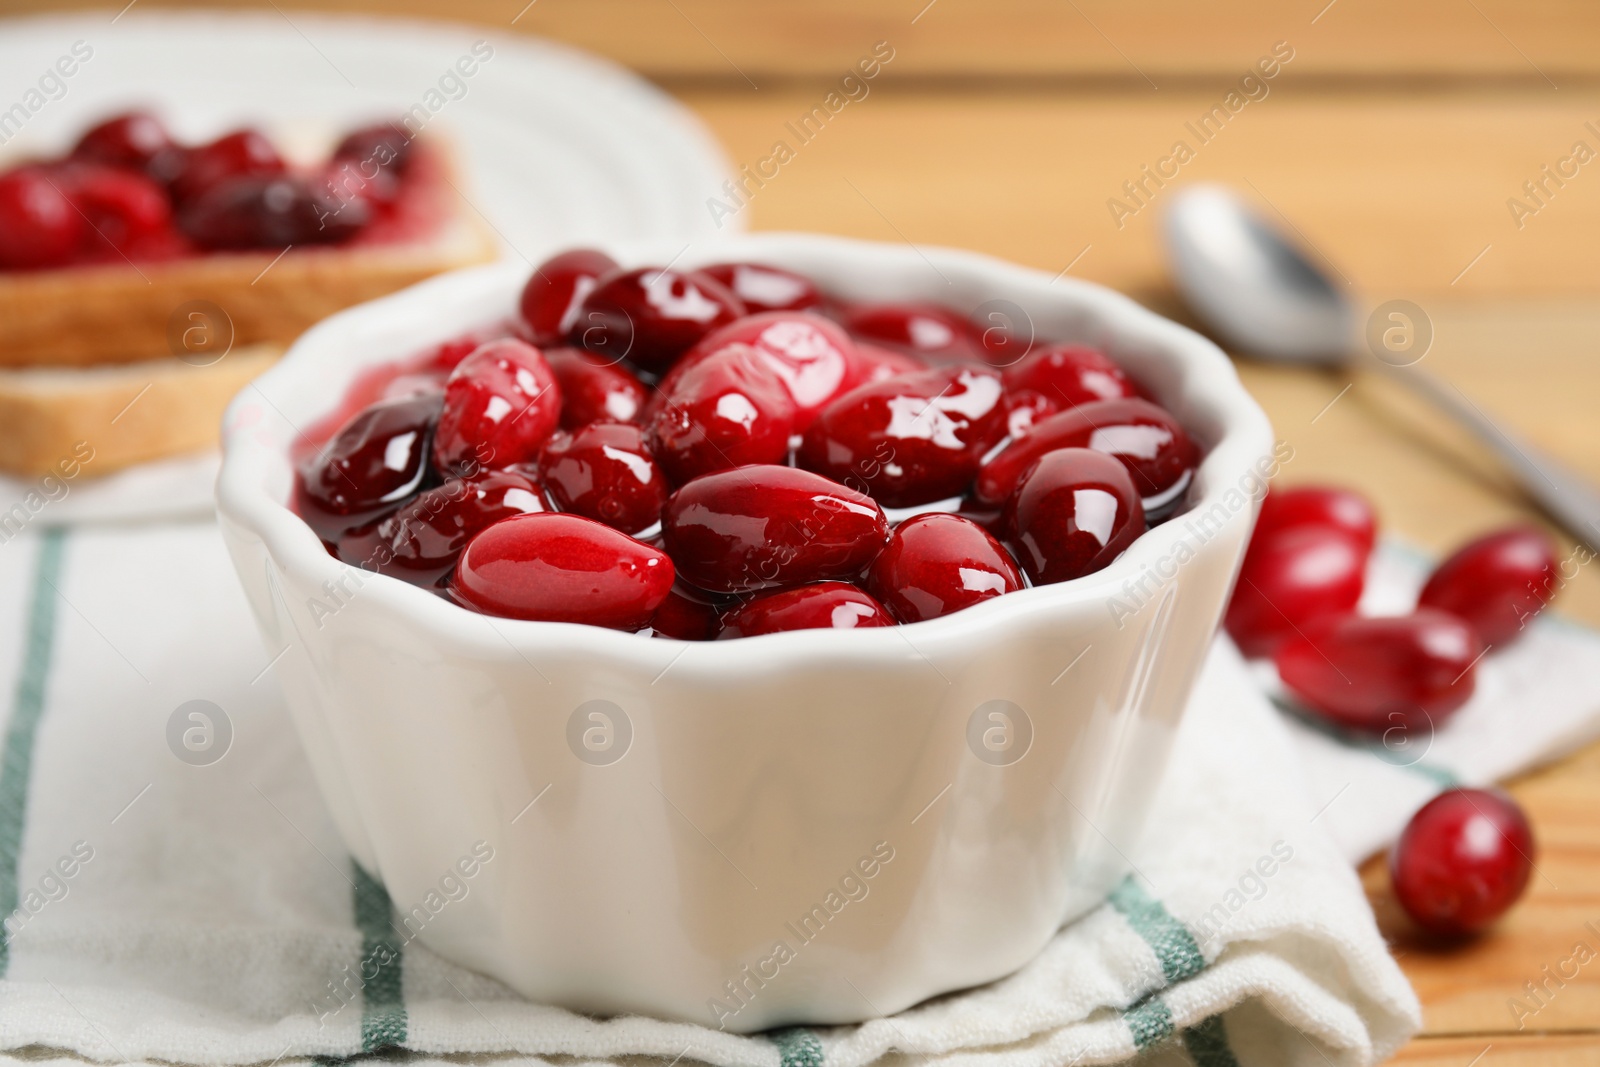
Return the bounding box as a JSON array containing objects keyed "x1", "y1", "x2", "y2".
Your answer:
[{"x1": 9, "y1": 1, "x2": 1600, "y2": 1062}]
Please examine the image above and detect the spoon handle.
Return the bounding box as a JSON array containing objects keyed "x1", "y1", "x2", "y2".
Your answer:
[{"x1": 1372, "y1": 360, "x2": 1600, "y2": 552}]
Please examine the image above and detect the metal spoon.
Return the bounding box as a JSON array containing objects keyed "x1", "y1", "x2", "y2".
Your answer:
[{"x1": 1162, "y1": 182, "x2": 1600, "y2": 551}]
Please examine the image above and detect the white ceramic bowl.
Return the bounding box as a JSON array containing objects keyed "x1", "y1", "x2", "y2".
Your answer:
[{"x1": 217, "y1": 234, "x2": 1274, "y2": 1032}]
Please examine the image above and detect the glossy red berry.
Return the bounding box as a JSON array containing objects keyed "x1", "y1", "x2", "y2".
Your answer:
[
  {"x1": 1255, "y1": 485, "x2": 1378, "y2": 556},
  {"x1": 1225, "y1": 525, "x2": 1367, "y2": 658},
  {"x1": 61, "y1": 165, "x2": 174, "y2": 258},
  {"x1": 1419, "y1": 525, "x2": 1559, "y2": 648},
  {"x1": 976, "y1": 398, "x2": 1199, "y2": 519},
  {"x1": 1007, "y1": 448, "x2": 1145, "y2": 585},
  {"x1": 1275, "y1": 609, "x2": 1482, "y2": 732},
  {"x1": 855, "y1": 343, "x2": 927, "y2": 383},
  {"x1": 451, "y1": 513, "x2": 674, "y2": 630},
  {"x1": 300, "y1": 394, "x2": 442, "y2": 528},
  {"x1": 546, "y1": 347, "x2": 646, "y2": 429},
  {"x1": 571, "y1": 266, "x2": 745, "y2": 373},
  {"x1": 699, "y1": 262, "x2": 822, "y2": 313},
  {"x1": 331, "y1": 122, "x2": 414, "y2": 173},
  {"x1": 661, "y1": 465, "x2": 889, "y2": 594},
  {"x1": 650, "y1": 583, "x2": 723, "y2": 640},
  {"x1": 0, "y1": 168, "x2": 85, "y2": 269},
  {"x1": 337, "y1": 468, "x2": 547, "y2": 584},
  {"x1": 171, "y1": 128, "x2": 286, "y2": 203},
  {"x1": 660, "y1": 312, "x2": 862, "y2": 427},
  {"x1": 1390, "y1": 788, "x2": 1534, "y2": 937},
  {"x1": 519, "y1": 248, "x2": 619, "y2": 346},
  {"x1": 179, "y1": 175, "x2": 369, "y2": 249},
  {"x1": 69, "y1": 110, "x2": 176, "y2": 171},
  {"x1": 647, "y1": 347, "x2": 797, "y2": 484},
  {"x1": 433, "y1": 339, "x2": 562, "y2": 473},
  {"x1": 844, "y1": 302, "x2": 979, "y2": 362},
  {"x1": 1001, "y1": 344, "x2": 1140, "y2": 437},
  {"x1": 797, "y1": 366, "x2": 1006, "y2": 507},
  {"x1": 719, "y1": 582, "x2": 893, "y2": 638},
  {"x1": 866, "y1": 513, "x2": 1022, "y2": 622},
  {"x1": 538, "y1": 423, "x2": 668, "y2": 535}
]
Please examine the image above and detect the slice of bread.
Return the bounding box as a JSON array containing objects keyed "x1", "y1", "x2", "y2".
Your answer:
[
  {"x1": 0, "y1": 139, "x2": 497, "y2": 368},
  {"x1": 0, "y1": 345, "x2": 282, "y2": 478}
]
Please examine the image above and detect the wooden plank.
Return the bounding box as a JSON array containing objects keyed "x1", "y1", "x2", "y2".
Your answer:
[
  {"x1": 5, "y1": 0, "x2": 1599, "y2": 83},
  {"x1": 1393, "y1": 1034, "x2": 1600, "y2": 1065}
]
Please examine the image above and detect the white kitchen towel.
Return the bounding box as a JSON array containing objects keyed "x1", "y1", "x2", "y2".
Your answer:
[{"x1": 0, "y1": 523, "x2": 1591, "y2": 1067}]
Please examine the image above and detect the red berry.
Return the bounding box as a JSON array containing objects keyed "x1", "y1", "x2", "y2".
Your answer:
[
  {"x1": 332, "y1": 122, "x2": 414, "y2": 174},
  {"x1": 1001, "y1": 344, "x2": 1140, "y2": 437},
  {"x1": 571, "y1": 266, "x2": 745, "y2": 373},
  {"x1": 976, "y1": 398, "x2": 1199, "y2": 520},
  {"x1": 1419, "y1": 525, "x2": 1559, "y2": 647},
  {"x1": 520, "y1": 249, "x2": 619, "y2": 346},
  {"x1": 432, "y1": 339, "x2": 562, "y2": 473},
  {"x1": 300, "y1": 394, "x2": 442, "y2": 528},
  {"x1": 1007, "y1": 448, "x2": 1145, "y2": 584},
  {"x1": 720, "y1": 582, "x2": 893, "y2": 638},
  {"x1": 337, "y1": 468, "x2": 547, "y2": 584},
  {"x1": 1275, "y1": 609, "x2": 1482, "y2": 732},
  {"x1": 647, "y1": 346, "x2": 797, "y2": 484},
  {"x1": 661, "y1": 465, "x2": 889, "y2": 594},
  {"x1": 1390, "y1": 787, "x2": 1534, "y2": 937},
  {"x1": 855, "y1": 343, "x2": 927, "y2": 383},
  {"x1": 546, "y1": 347, "x2": 646, "y2": 429},
  {"x1": 1255, "y1": 485, "x2": 1378, "y2": 555},
  {"x1": 60, "y1": 165, "x2": 174, "y2": 258},
  {"x1": 659, "y1": 312, "x2": 862, "y2": 428},
  {"x1": 866, "y1": 513, "x2": 1022, "y2": 622},
  {"x1": 179, "y1": 174, "x2": 369, "y2": 249},
  {"x1": 0, "y1": 168, "x2": 85, "y2": 269},
  {"x1": 1225, "y1": 525, "x2": 1367, "y2": 658},
  {"x1": 171, "y1": 128, "x2": 286, "y2": 203},
  {"x1": 797, "y1": 366, "x2": 1006, "y2": 507},
  {"x1": 451, "y1": 513, "x2": 674, "y2": 630},
  {"x1": 70, "y1": 110, "x2": 176, "y2": 171},
  {"x1": 699, "y1": 262, "x2": 822, "y2": 313},
  {"x1": 538, "y1": 423, "x2": 668, "y2": 535},
  {"x1": 650, "y1": 583, "x2": 723, "y2": 640},
  {"x1": 844, "y1": 302, "x2": 980, "y2": 362}
]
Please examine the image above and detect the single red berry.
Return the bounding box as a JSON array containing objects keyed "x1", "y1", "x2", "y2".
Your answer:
[
  {"x1": 719, "y1": 581, "x2": 894, "y2": 638},
  {"x1": 1007, "y1": 448, "x2": 1146, "y2": 584},
  {"x1": 337, "y1": 468, "x2": 547, "y2": 584},
  {"x1": 1275, "y1": 609, "x2": 1483, "y2": 732},
  {"x1": 332, "y1": 122, "x2": 414, "y2": 174},
  {"x1": 299, "y1": 394, "x2": 442, "y2": 530},
  {"x1": 571, "y1": 265, "x2": 745, "y2": 373},
  {"x1": 0, "y1": 168, "x2": 85, "y2": 269},
  {"x1": 1225, "y1": 525, "x2": 1367, "y2": 658},
  {"x1": 1001, "y1": 344, "x2": 1140, "y2": 437},
  {"x1": 520, "y1": 248, "x2": 619, "y2": 346},
  {"x1": 432, "y1": 339, "x2": 562, "y2": 473},
  {"x1": 661, "y1": 465, "x2": 889, "y2": 595},
  {"x1": 1254, "y1": 485, "x2": 1378, "y2": 556},
  {"x1": 650, "y1": 583, "x2": 724, "y2": 640},
  {"x1": 976, "y1": 398, "x2": 1199, "y2": 520},
  {"x1": 699, "y1": 262, "x2": 822, "y2": 313},
  {"x1": 1419, "y1": 525, "x2": 1559, "y2": 647},
  {"x1": 538, "y1": 423, "x2": 668, "y2": 535},
  {"x1": 70, "y1": 110, "x2": 176, "y2": 171},
  {"x1": 546, "y1": 347, "x2": 647, "y2": 429},
  {"x1": 647, "y1": 346, "x2": 797, "y2": 484},
  {"x1": 451, "y1": 513, "x2": 674, "y2": 630},
  {"x1": 170, "y1": 128, "x2": 286, "y2": 203},
  {"x1": 866, "y1": 513, "x2": 1022, "y2": 622},
  {"x1": 1390, "y1": 787, "x2": 1534, "y2": 937},
  {"x1": 659, "y1": 311, "x2": 862, "y2": 428},
  {"x1": 797, "y1": 365, "x2": 1007, "y2": 507},
  {"x1": 179, "y1": 174, "x2": 369, "y2": 249},
  {"x1": 60, "y1": 164, "x2": 175, "y2": 259},
  {"x1": 843, "y1": 301, "x2": 981, "y2": 362}
]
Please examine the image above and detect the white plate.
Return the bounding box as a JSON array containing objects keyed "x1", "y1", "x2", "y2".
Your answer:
[{"x1": 0, "y1": 9, "x2": 735, "y2": 524}]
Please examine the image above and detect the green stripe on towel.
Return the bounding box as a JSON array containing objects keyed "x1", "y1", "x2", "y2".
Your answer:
[
  {"x1": 1123, "y1": 996, "x2": 1174, "y2": 1049},
  {"x1": 771, "y1": 1027, "x2": 825, "y2": 1067},
  {"x1": 353, "y1": 863, "x2": 407, "y2": 1052},
  {"x1": 1182, "y1": 1015, "x2": 1241, "y2": 1067},
  {"x1": 1109, "y1": 876, "x2": 1205, "y2": 983},
  {"x1": 0, "y1": 529, "x2": 67, "y2": 975}
]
